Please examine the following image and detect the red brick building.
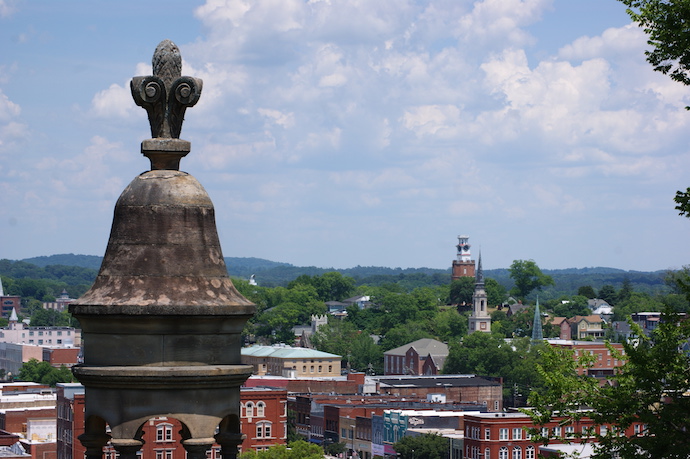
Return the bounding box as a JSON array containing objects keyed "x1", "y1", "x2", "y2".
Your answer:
[
  {"x1": 383, "y1": 339, "x2": 448, "y2": 376},
  {"x1": 56, "y1": 384, "x2": 287, "y2": 459},
  {"x1": 547, "y1": 340, "x2": 625, "y2": 378},
  {"x1": 42, "y1": 349, "x2": 80, "y2": 369},
  {"x1": 463, "y1": 411, "x2": 644, "y2": 459}
]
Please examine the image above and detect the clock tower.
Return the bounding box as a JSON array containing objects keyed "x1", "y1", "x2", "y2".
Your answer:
[{"x1": 451, "y1": 235, "x2": 475, "y2": 280}]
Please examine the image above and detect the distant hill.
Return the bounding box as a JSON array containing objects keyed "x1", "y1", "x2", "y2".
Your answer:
[
  {"x1": 2, "y1": 253, "x2": 672, "y2": 296},
  {"x1": 22, "y1": 254, "x2": 103, "y2": 270}
]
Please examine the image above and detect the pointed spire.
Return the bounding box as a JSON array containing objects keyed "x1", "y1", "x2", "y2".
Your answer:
[
  {"x1": 475, "y1": 251, "x2": 484, "y2": 285},
  {"x1": 0, "y1": 277, "x2": 4, "y2": 296},
  {"x1": 9, "y1": 308, "x2": 17, "y2": 323},
  {"x1": 531, "y1": 296, "x2": 543, "y2": 342}
]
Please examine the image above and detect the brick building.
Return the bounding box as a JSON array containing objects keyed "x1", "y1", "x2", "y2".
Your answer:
[
  {"x1": 56, "y1": 383, "x2": 287, "y2": 458},
  {"x1": 546, "y1": 339, "x2": 625, "y2": 378},
  {"x1": 375, "y1": 375, "x2": 503, "y2": 412},
  {"x1": 383, "y1": 339, "x2": 448, "y2": 376},
  {"x1": 463, "y1": 411, "x2": 645, "y2": 459}
]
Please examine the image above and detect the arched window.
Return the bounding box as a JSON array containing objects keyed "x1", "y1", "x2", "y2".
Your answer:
[
  {"x1": 525, "y1": 446, "x2": 535, "y2": 459},
  {"x1": 485, "y1": 448, "x2": 490, "y2": 459},
  {"x1": 512, "y1": 446, "x2": 522, "y2": 459},
  {"x1": 499, "y1": 447, "x2": 508, "y2": 459},
  {"x1": 245, "y1": 402, "x2": 255, "y2": 418},
  {"x1": 256, "y1": 401, "x2": 265, "y2": 417}
]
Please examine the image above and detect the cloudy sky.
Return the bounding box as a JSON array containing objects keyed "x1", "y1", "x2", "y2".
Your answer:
[{"x1": 1, "y1": 0, "x2": 689, "y2": 272}]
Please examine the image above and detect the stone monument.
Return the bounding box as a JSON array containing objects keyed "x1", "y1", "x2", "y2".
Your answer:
[{"x1": 69, "y1": 40, "x2": 255, "y2": 459}]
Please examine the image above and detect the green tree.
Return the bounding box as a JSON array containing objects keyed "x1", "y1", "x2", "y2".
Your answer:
[
  {"x1": 288, "y1": 272, "x2": 355, "y2": 302},
  {"x1": 526, "y1": 307, "x2": 690, "y2": 458},
  {"x1": 616, "y1": 0, "x2": 690, "y2": 213},
  {"x1": 550, "y1": 295, "x2": 591, "y2": 318},
  {"x1": 427, "y1": 308, "x2": 468, "y2": 342},
  {"x1": 238, "y1": 440, "x2": 323, "y2": 459},
  {"x1": 18, "y1": 358, "x2": 74, "y2": 386},
  {"x1": 598, "y1": 284, "x2": 617, "y2": 305},
  {"x1": 449, "y1": 277, "x2": 474, "y2": 304},
  {"x1": 393, "y1": 433, "x2": 449, "y2": 459},
  {"x1": 485, "y1": 278, "x2": 508, "y2": 306},
  {"x1": 577, "y1": 285, "x2": 597, "y2": 299},
  {"x1": 508, "y1": 260, "x2": 554, "y2": 300},
  {"x1": 30, "y1": 308, "x2": 71, "y2": 327}
]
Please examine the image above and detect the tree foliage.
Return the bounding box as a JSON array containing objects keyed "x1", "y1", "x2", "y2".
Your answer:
[
  {"x1": 619, "y1": 0, "x2": 690, "y2": 86},
  {"x1": 443, "y1": 333, "x2": 546, "y2": 406},
  {"x1": 238, "y1": 440, "x2": 323, "y2": 459},
  {"x1": 393, "y1": 433, "x2": 449, "y2": 459},
  {"x1": 508, "y1": 260, "x2": 554, "y2": 300},
  {"x1": 18, "y1": 358, "x2": 74, "y2": 386},
  {"x1": 617, "y1": 1, "x2": 690, "y2": 212},
  {"x1": 526, "y1": 306, "x2": 690, "y2": 458}
]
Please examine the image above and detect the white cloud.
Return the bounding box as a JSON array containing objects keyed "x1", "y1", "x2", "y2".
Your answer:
[
  {"x1": 0, "y1": 0, "x2": 18, "y2": 18},
  {"x1": 90, "y1": 82, "x2": 137, "y2": 119},
  {"x1": 0, "y1": 90, "x2": 20, "y2": 121}
]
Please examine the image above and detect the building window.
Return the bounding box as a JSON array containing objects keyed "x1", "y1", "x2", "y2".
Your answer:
[
  {"x1": 499, "y1": 447, "x2": 508, "y2": 459},
  {"x1": 485, "y1": 428, "x2": 491, "y2": 440},
  {"x1": 245, "y1": 402, "x2": 254, "y2": 418},
  {"x1": 256, "y1": 402, "x2": 265, "y2": 417},
  {"x1": 565, "y1": 426, "x2": 574, "y2": 438},
  {"x1": 553, "y1": 426, "x2": 561, "y2": 437},
  {"x1": 512, "y1": 446, "x2": 522, "y2": 459},
  {"x1": 499, "y1": 428, "x2": 508, "y2": 440},
  {"x1": 525, "y1": 446, "x2": 535, "y2": 459},
  {"x1": 600, "y1": 425, "x2": 608, "y2": 436},
  {"x1": 512, "y1": 428, "x2": 522, "y2": 440},
  {"x1": 156, "y1": 424, "x2": 173, "y2": 442},
  {"x1": 257, "y1": 421, "x2": 272, "y2": 438},
  {"x1": 156, "y1": 451, "x2": 163, "y2": 459},
  {"x1": 485, "y1": 448, "x2": 490, "y2": 459}
]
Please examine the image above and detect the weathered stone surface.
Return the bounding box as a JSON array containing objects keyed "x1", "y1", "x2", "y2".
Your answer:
[
  {"x1": 71, "y1": 40, "x2": 251, "y2": 459},
  {"x1": 72, "y1": 170, "x2": 254, "y2": 310}
]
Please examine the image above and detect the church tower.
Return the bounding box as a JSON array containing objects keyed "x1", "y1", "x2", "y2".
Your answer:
[
  {"x1": 451, "y1": 235, "x2": 475, "y2": 280},
  {"x1": 531, "y1": 297, "x2": 544, "y2": 343},
  {"x1": 468, "y1": 253, "x2": 491, "y2": 333}
]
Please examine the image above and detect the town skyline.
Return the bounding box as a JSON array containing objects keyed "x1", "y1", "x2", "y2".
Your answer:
[{"x1": 2, "y1": 0, "x2": 690, "y2": 272}]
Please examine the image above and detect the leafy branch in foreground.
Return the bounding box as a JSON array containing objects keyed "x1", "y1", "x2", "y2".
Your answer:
[{"x1": 524, "y1": 307, "x2": 690, "y2": 458}]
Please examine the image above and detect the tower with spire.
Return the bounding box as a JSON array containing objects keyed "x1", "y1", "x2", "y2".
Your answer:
[
  {"x1": 468, "y1": 252, "x2": 491, "y2": 333},
  {"x1": 531, "y1": 297, "x2": 544, "y2": 342}
]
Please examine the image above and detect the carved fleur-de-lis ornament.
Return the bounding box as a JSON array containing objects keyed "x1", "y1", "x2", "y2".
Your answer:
[{"x1": 131, "y1": 40, "x2": 203, "y2": 170}]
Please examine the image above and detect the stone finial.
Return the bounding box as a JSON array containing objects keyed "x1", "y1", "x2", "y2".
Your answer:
[{"x1": 131, "y1": 40, "x2": 203, "y2": 170}]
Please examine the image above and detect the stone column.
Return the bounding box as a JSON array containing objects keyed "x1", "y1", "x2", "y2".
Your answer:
[
  {"x1": 215, "y1": 432, "x2": 245, "y2": 459},
  {"x1": 110, "y1": 439, "x2": 144, "y2": 459},
  {"x1": 78, "y1": 431, "x2": 110, "y2": 459}
]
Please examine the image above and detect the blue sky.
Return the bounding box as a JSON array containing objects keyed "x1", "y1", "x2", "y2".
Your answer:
[{"x1": 1, "y1": 0, "x2": 689, "y2": 272}]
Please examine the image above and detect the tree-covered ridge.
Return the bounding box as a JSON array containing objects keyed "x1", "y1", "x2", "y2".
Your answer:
[{"x1": 9, "y1": 253, "x2": 672, "y2": 297}]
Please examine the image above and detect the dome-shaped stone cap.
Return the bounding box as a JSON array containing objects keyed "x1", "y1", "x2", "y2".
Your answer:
[{"x1": 71, "y1": 170, "x2": 254, "y2": 314}]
